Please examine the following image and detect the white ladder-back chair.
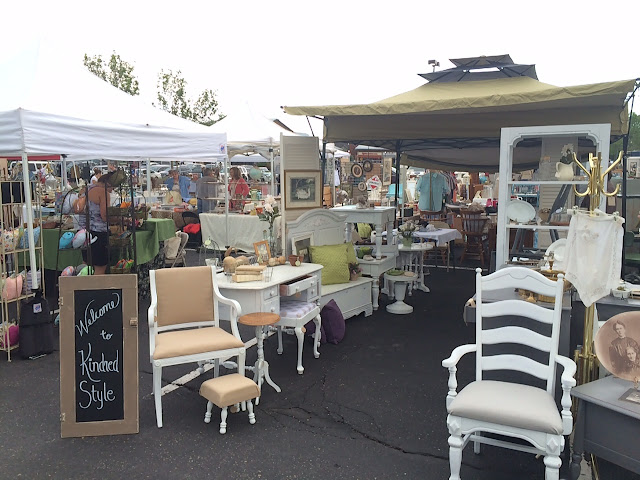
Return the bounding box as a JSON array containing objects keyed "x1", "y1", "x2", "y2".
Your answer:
[
  {"x1": 442, "y1": 267, "x2": 576, "y2": 480},
  {"x1": 148, "y1": 266, "x2": 246, "y2": 428}
]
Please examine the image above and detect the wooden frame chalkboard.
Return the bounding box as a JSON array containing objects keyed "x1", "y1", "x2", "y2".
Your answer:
[{"x1": 59, "y1": 275, "x2": 138, "y2": 438}]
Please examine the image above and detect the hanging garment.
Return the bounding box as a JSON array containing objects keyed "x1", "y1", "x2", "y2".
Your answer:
[
  {"x1": 417, "y1": 172, "x2": 447, "y2": 211},
  {"x1": 563, "y1": 210, "x2": 624, "y2": 307}
]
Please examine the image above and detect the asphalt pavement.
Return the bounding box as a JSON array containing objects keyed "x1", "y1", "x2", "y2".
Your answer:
[{"x1": 1, "y1": 260, "x2": 638, "y2": 479}]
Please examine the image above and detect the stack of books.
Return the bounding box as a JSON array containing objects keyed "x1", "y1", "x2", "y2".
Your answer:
[{"x1": 232, "y1": 264, "x2": 266, "y2": 283}]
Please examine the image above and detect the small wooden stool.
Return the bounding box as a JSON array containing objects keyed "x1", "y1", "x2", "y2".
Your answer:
[
  {"x1": 238, "y1": 312, "x2": 281, "y2": 404},
  {"x1": 200, "y1": 374, "x2": 260, "y2": 434}
]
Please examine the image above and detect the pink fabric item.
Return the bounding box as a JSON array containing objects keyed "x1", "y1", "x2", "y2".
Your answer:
[{"x1": 3, "y1": 275, "x2": 23, "y2": 300}]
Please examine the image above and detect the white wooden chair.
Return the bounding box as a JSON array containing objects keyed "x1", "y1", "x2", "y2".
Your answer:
[
  {"x1": 275, "y1": 299, "x2": 322, "y2": 374},
  {"x1": 148, "y1": 266, "x2": 245, "y2": 428},
  {"x1": 442, "y1": 267, "x2": 576, "y2": 480}
]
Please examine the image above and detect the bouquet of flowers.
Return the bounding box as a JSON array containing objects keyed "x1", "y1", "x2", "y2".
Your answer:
[
  {"x1": 559, "y1": 144, "x2": 575, "y2": 165},
  {"x1": 258, "y1": 195, "x2": 281, "y2": 230},
  {"x1": 398, "y1": 219, "x2": 419, "y2": 241}
]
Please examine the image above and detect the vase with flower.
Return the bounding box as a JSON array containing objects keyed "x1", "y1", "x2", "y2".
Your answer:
[
  {"x1": 258, "y1": 195, "x2": 281, "y2": 256},
  {"x1": 349, "y1": 262, "x2": 362, "y2": 281},
  {"x1": 555, "y1": 144, "x2": 575, "y2": 181},
  {"x1": 398, "y1": 219, "x2": 419, "y2": 247}
]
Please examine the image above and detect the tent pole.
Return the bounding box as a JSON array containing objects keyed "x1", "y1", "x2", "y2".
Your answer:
[
  {"x1": 146, "y1": 158, "x2": 151, "y2": 194},
  {"x1": 395, "y1": 141, "x2": 401, "y2": 219},
  {"x1": 280, "y1": 133, "x2": 286, "y2": 256},
  {"x1": 61, "y1": 155, "x2": 68, "y2": 188},
  {"x1": 224, "y1": 155, "x2": 229, "y2": 248},
  {"x1": 21, "y1": 152, "x2": 38, "y2": 290}
]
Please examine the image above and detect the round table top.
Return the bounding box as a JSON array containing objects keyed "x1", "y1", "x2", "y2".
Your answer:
[
  {"x1": 238, "y1": 312, "x2": 280, "y2": 326},
  {"x1": 384, "y1": 272, "x2": 416, "y2": 282}
]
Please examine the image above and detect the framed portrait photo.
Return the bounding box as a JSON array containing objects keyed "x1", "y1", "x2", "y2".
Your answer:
[
  {"x1": 284, "y1": 170, "x2": 322, "y2": 210},
  {"x1": 253, "y1": 240, "x2": 271, "y2": 265},
  {"x1": 629, "y1": 158, "x2": 640, "y2": 179},
  {"x1": 382, "y1": 158, "x2": 393, "y2": 186},
  {"x1": 291, "y1": 233, "x2": 314, "y2": 263}
]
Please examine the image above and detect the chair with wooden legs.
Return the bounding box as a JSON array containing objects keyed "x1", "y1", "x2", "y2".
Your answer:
[
  {"x1": 425, "y1": 220, "x2": 451, "y2": 271},
  {"x1": 460, "y1": 209, "x2": 489, "y2": 266}
]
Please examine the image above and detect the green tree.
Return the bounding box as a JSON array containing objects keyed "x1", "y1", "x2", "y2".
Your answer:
[
  {"x1": 610, "y1": 112, "x2": 640, "y2": 159},
  {"x1": 155, "y1": 69, "x2": 225, "y2": 126},
  {"x1": 83, "y1": 52, "x2": 140, "y2": 96}
]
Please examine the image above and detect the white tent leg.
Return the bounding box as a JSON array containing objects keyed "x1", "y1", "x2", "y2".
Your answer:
[
  {"x1": 62, "y1": 156, "x2": 68, "y2": 188},
  {"x1": 21, "y1": 153, "x2": 38, "y2": 290},
  {"x1": 146, "y1": 158, "x2": 151, "y2": 193}
]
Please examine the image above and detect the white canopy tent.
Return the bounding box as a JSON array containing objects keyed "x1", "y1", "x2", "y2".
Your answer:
[{"x1": 0, "y1": 43, "x2": 228, "y2": 288}]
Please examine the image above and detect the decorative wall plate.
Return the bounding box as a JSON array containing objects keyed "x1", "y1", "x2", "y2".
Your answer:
[
  {"x1": 594, "y1": 311, "x2": 640, "y2": 381},
  {"x1": 506, "y1": 199, "x2": 536, "y2": 224},
  {"x1": 545, "y1": 238, "x2": 567, "y2": 264},
  {"x1": 351, "y1": 163, "x2": 364, "y2": 178},
  {"x1": 362, "y1": 160, "x2": 373, "y2": 172},
  {"x1": 357, "y1": 181, "x2": 367, "y2": 191}
]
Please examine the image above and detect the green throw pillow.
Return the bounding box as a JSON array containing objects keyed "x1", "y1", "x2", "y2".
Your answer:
[
  {"x1": 357, "y1": 223, "x2": 372, "y2": 240},
  {"x1": 346, "y1": 242, "x2": 358, "y2": 266},
  {"x1": 309, "y1": 244, "x2": 350, "y2": 285}
]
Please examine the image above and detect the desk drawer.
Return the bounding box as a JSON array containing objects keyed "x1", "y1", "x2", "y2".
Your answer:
[
  {"x1": 262, "y1": 296, "x2": 280, "y2": 314},
  {"x1": 279, "y1": 275, "x2": 317, "y2": 297},
  {"x1": 262, "y1": 286, "x2": 280, "y2": 301}
]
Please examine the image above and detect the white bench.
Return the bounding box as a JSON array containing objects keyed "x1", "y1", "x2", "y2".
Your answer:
[{"x1": 320, "y1": 276, "x2": 374, "y2": 320}]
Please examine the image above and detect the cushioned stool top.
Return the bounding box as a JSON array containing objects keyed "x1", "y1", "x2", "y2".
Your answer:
[
  {"x1": 238, "y1": 312, "x2": 280, "y2": 326},
  {"x1": 200, "y1": 374, "x2": 260, "y2": 408},
  {"x1": 279, "y1": 300, "x2": 318, "y2": 319}
]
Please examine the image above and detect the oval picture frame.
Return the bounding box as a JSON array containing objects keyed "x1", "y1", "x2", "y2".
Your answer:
[
  {"x1": 351, "y1": 163, "x2": 364, "y2": 178},
  {"x1": 357, "y1": 181, "x2": 367, "y2": 192},
  {"x1": 362, "y1": 160, "x2": 373, "y2": 172},
  {"x1": 594, "y1": 311, "x2": 640, "y2": 381}
]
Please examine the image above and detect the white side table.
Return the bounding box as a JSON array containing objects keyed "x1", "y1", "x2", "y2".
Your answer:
[
  {"x1": 397, "y1": 241, "x2": 433, "y2": 293},
  {"x1": 384, "y1": 272, "x2": 416, "y2": 314}
]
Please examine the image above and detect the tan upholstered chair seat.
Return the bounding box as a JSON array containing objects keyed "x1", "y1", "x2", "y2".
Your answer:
[
  {"x1": 200, "y1": 374, "x2": 260, "y2": 407},
  {"x1": 448, "y1": 380, "x2": 562, "y2": 435},
  {"x1": 153, "y1": 326, "x2": 244, "y2": 360}
]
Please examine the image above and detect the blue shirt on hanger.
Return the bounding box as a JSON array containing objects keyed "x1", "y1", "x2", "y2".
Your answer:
[{"x1": 417, "y1": 173, "x2": 447, "y2": 211}]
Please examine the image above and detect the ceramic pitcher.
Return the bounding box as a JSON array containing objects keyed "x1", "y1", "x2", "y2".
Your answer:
[{"x1": 555, "y1": 162, "x2": 574, "y2": 181}]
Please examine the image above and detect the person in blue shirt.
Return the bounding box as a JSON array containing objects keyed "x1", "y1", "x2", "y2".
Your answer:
[{"x1": 165, "y1": 169, "x2": 191, "y2": 202}]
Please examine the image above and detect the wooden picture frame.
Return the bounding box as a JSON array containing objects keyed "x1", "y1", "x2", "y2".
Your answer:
[
  {"x1": 284, "y1": 170, "x2": 322, "y2": 210},
  {"x1": 382, "y1": 158, "x2": 393, "y2": 186},
  {"x1": 59, "y1": 275, "x2": 139, "y2": 438},
  {"x1": 254, "y1": 240, "x2": 271, "y2": 264},
  {"x1": 291, "y1": 233, "x2": 314, "y2": 263}
]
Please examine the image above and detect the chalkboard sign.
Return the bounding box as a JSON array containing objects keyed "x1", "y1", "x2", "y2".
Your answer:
[
  {"x1": 59, "y1": 275, "x2": 138, "y2": 438},
  {"x1": 74, "y1": 289, "x2": 124, "y2": 422}
]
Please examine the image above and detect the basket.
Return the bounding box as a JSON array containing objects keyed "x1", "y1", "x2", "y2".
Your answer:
[
  {"x1": 109, "y1": 236, "x2": 132, "y2": 247},
  {"x1": 518, "y1": 269, "x2": 572, "y2": 303},
  {"x1": 107, "y1": 206, "x2": 127, "y2": 216},
  {"x1": 110, "y1": 265, "x2": 132, "y2": 274}
]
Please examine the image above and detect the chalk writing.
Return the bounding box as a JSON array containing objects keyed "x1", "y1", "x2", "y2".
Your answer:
[{"x1": 76, "y1": 293, "x2": 121, "y2": 337}]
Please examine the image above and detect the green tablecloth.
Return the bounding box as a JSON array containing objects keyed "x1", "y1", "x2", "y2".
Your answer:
[{"x1": 42, "y1": 218, "x2": 176, "y2": 270}]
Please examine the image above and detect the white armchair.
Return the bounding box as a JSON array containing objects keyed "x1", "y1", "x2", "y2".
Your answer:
[
  {"x1": 148, "y1": 265, "x2": 245, "y2": 428},
  {"x1": 442, "y1": 267, "x2": 576, "y2": 480}
]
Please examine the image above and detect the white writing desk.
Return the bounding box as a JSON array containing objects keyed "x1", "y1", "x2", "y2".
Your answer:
[{"x1": 216, "y1": 263, "x2": 323, "y2": 321}]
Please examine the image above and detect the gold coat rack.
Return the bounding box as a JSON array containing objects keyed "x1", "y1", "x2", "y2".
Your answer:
[{"x1": 571, "y1": 151, "x2": 623, "y2": 386}]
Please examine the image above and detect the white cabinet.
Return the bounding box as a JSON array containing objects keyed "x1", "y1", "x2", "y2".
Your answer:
[{"x1": 496, "y1": 124, "x2": 611, "y2": 268}]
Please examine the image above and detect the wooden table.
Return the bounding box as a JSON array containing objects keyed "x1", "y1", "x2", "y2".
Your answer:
[{"x1": 570, "y1": 375, "x2": 640, "y2": 479}]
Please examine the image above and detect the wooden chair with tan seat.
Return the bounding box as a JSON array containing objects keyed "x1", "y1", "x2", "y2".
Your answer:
[
  {"x1": 148, "y1": 265, "x2": 246, "y2": 428},
  {"x1": 460, "y1": 209, "x2": 489, "y2": 266}
]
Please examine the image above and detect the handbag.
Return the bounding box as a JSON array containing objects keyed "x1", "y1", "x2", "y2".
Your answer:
[{"x1": 73, "y1": 192, "x2": 87, "y2": 214}]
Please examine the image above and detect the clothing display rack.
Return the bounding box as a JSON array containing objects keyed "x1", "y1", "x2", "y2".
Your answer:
[{"x1": 571, "y1": 151, "x2": 623, "y2": 387}]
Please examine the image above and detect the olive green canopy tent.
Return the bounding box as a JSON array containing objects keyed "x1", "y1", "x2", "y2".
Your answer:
[{"x1": 284, "y1": 69, "x2": 636, "y2": 171}]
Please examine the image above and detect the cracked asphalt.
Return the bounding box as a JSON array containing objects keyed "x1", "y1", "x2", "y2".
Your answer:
[{"x1": 2, "y1": 264, "x2": 638, "y2": 479}]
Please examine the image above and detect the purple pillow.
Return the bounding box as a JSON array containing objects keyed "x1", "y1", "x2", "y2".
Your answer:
[
  {"x1": 304, "y1": 319, "x2": 327, "y2": 344},
  {"x1": 320, "y1": 299, "x2": 346, "y2": 344}
]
